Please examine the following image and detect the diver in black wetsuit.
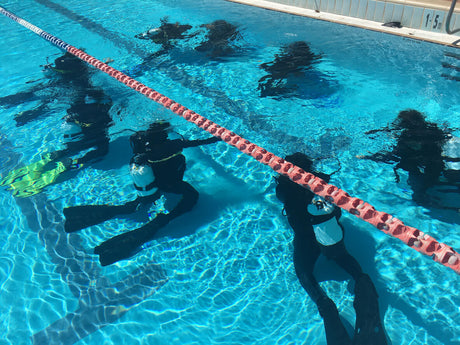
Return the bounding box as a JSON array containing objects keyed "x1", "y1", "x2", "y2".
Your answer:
[
  {"x1": 258, "y1": 41, "x2": 322, "y2": 98},
  {"x1": 135, "y1": 17, "x2": 194, "y2": 51},
  {"x1": 0, "y1": 87, "x2": 114, "y2": 197},
  {"x1": 130, "y1": 18, "x2": 243, "y2": 78},
  {"x1": 195, "y1": 20, "x2": 242, "y2": 58},
  {"x1": 0, "y1": 51, "x2": 93, "y2": 127},
  {"x1": 57, "y1": 88, "x2": 113, "y2": 165},
  {"x1": 63, "y1": 120, "x2": 221, "y2": 266},
  {"x1": 275, "y1": 152, "x2": 389, "y2": 345},
  {"x1": 358, "y1": 109, "x2": 459, "y2": 210}
]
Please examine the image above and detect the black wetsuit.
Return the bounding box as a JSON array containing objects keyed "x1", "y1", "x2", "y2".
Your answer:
[
  {"x1": 363, "y1": 111, "x2": 455, "y2": 208},
  {"x1": 195, "y1": 20, "x2": 241, "y2": 58},
  {"x1": 275, "y1": 152, "x2": 388, "y2": 345},
  {"x1": 258, "y1": 41, "x2": 321, "y2": 98},
  {"x1": 64, "y1": 126, "x2": 220, "y2": 266},
  {"x1": 1, "y1": 52, "x2": 93, "y2": 127},
  {"x1": 44, "y1": 88, "x2": 113, "y2": 171}
]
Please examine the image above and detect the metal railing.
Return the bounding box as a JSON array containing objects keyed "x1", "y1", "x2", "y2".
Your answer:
[{"x1": 446, "y1": 0, "x2": 460, "y2": 34}]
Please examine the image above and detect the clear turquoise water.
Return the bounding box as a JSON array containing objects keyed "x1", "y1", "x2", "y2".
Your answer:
[{"x1": 0, "y1": 0, "x2": 459, "y2": 344}]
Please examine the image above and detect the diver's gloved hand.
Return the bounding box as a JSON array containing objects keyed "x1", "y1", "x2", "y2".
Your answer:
[
  {"x1": 94, "y1": 213, "x2": 169, "y2": 266},
  {"x1": 61, "y1": 157, "x2": 81, "y2": 170}
]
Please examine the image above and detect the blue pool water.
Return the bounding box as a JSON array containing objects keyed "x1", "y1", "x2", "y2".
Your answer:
[{"x1": 0, "y1": 0, "x2": 459, "y2": 344}]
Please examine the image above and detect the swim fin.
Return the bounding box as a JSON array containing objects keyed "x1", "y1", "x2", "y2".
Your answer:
[
  {"x1": 0, "y1": 154, "x2": 53, "y2": 186},
  {"x1": 0, "y1": 155, "x2": 69, "y2": 197},
  {"x1": 352, "y1": 274, "x2": 389, "y2": 345},
  {"x1": 63, "y1": 201, "x2": 139, "y2": 233},
  {"x1": 14, "y1": 104, "x2": 49, "y2": 127},
  {"x1": 94, "y1": 213, "x2": 169, "y2": 266}
]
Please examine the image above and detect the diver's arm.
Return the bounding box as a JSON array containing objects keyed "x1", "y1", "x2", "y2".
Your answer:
[
  {"x1": 356, "y1": 151, "x2": 399, "y2": 164},
  {"x1": 364, "y1": 127, "x2": 392, "y2": 135},
  {"x1": 181, "y1": 136, "x2": 221, "y2": 148}
]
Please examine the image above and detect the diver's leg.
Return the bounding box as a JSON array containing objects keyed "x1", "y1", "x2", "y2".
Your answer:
[
  {"x1": 14, "y1": 104, "x2": 50, "y2": 127},
  {"x1": 64, "y1": 199, "x2": 142, "y2": 233},
  {"x1": 63, "y1": 191, "x2": 163, "y2": 233},
  {"x1": 352, "y1": 274, "x2": 388, "y2": 345},
  {"x1": 323, "y1": 241, "x2": 363, "y2": 281},
  {"x1": 74, "y1": 140, "x2": 110, "y2": 166},
  {"x1": 322, "y1": 241, "x2": 388, "y2": 344},
  {"x1": 161, "y1": 181, "x2": 199, "y2": 218},
  {"x1": 294, "y1": 237, "x2": 352, "y2": 345},
  {"x1": 0, "y1": 90, "x2": 39, "y2": 107},
  {"x1": 94, "y1": 181, "x2": 199, "y2": 266}
]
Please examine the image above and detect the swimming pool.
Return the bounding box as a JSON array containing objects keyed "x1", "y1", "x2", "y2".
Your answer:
[{"x1": 0, "y1": 0, "x2": 459, "y2": 344}]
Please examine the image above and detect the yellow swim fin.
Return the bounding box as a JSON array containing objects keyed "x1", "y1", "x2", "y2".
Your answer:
[
  {"x1": 2, "y1": 158, "x2": 68, "y2": 198},
  {"x1": 0, "y1": 153, "x2": 53, "y2": 186}
]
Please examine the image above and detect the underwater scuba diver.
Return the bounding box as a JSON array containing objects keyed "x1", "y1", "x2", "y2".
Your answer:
[
  {"x1": 0, "y1": 51, "x2": 93, "y2": 127},
  {"x1": 63, "y1": 120, "x2": 221, "y2": 266},
  {"x1": 275, "y1": 152, "x2": 389, "y2": 345},
  {"x1": 0, "y1": 88, "x2": 114, "y2": 198},
  {"x1": 358, "y1": 109, "x2": 460, "y2": 210},
  {"x1": 258, "y1": 41, "x2": 335, "y2": 99},
  {"x1": 129, "y1": 17, "x2": 197, "y2": 77},
  {"x1": 194, "y1": 20, "x2": 242, "y2": 58},
  {"x1": 127, "y1": 19, "x2": 244, "y2": 79},
  {"x1": 135, "y1": 17, "x2": 194, "y2": 51}
]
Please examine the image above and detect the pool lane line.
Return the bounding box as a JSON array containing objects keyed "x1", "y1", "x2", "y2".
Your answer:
[{"x1": 1, "y1": 6, "x2": 458, "y2": 275}]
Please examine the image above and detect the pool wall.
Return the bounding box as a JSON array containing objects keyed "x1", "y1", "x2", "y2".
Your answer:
[{"x1": 228, "y1": 0, "x2": 460, "y2": 46}]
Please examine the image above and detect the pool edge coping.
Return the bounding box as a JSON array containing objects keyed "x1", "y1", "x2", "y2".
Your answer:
[{"x1": 227, "y1": 0, "x2": 460, "y2": 48}]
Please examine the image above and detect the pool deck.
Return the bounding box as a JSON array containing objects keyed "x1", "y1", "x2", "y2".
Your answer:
[{"x1": 227, "y1": 0, "x2": 460, "y2": 47}]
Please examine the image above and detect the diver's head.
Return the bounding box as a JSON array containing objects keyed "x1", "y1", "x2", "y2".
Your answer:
[
  {"x1": 148, "y1": 28, "x2": 166, "y2": 43},
  {"x1": 394, "y1": 109, "x2": 427, "y2": 130},
  {"x1": 130, "y1": 121, "x2": 171, "y2": 154},
  {"x1": 145, "y1": 121, "x2": 170, "y2": 143},
  {"x1": 55, "y1": 52, "x2": 86, "y2": 73},
  {"x1": 308, "y1": 195, "x2": 335, "y2": 215},
  {"x1": 284, "y1": 152, "x2": 314, "y2": 173},
  {"x1": 275, "y1": 152, "x2": 316, "y2": 204},
  {"x1": 286, "y1": 41, "x2": 312, "y2": 54}
]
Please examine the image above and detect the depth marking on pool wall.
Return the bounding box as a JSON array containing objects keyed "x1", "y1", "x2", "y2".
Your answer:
[{"x1": 1, "y1": 5, "x2": 458, "y2": 274}]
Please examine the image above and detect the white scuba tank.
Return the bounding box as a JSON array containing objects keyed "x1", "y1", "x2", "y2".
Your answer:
[
  {"x1": 307, "y1": 195, "x2": 343, "y2": 246},
  {"x1": 130, "y1": 163, "x2": 158, "y2": 197},
  {"x1": 443, "y1": 136, "x2": 460, "y2": 171},
  {"x1": 62, "y1": 121, "x2": 82, "y2": 139}
]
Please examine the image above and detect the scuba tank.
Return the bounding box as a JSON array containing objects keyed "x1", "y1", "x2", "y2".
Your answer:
[
  {"x1": 130, "y1": 154, "x2": 158, "y2": 197},
  {"x1": 307, "y1": 195, "x2": 344, "y2": 246},
  {"x1": 443, "y1": 136, "x2": 460, "y2": 172}
]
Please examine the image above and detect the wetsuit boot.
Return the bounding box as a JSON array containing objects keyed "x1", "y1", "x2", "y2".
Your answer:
[
  {"x1": 352, "y1": 274, "x2": 389, "y2": 345},
  {"x1": 317, "y1": 296, "x2": 352, "y2": 345}
]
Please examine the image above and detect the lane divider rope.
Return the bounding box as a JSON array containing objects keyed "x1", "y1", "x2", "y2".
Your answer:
[{"x1": 1, "y1": 6, "x2": 459, "y2": 274}]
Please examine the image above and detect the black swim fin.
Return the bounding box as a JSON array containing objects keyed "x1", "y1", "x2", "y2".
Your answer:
[
  {"x1": 94, "y1": 213, "x2": 169, "y2": 266},
  {"x1": 352, "y1": 274, "x2": 389, "y2": 345},
  {"x1": 63, "y1": 201, "x2": 138, "y2": 233}
]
